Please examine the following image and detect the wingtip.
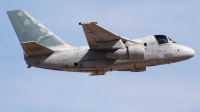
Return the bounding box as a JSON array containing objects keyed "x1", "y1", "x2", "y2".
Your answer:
[{"x1": 79, "y1": 22, "x2": 97, "y2": 25}]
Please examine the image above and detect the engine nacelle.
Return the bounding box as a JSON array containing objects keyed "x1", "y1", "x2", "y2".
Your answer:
[
  {"x1": 128, "y1": 45, "x2": 145, "y2": 60},
  {"x1": 106, "y1": 45, "x2": 145, "y2": 60}
]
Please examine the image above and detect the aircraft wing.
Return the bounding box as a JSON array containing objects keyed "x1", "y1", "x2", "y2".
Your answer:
[{"x1": 79, "y1": 22, "x2": 137, "y2": 50}]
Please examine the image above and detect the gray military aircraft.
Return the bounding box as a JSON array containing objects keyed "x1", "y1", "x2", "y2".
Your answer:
[{"x1": 7, "y1": 10, "x2": 195, "y2": 75}]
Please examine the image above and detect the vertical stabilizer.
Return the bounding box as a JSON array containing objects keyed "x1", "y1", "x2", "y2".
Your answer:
[{"x1": 7, "y1": 10, "x2": 70, "y2": 47}]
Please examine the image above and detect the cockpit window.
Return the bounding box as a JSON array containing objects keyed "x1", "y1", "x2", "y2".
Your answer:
[
  {"x1": 169, "y1": 38, "x2": 176, "y2": 43},
  {"x1": 155, "y1": 35, "x2": 169, "y2": 44}
]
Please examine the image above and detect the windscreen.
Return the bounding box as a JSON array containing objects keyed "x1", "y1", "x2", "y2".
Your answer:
[{"x1": 155, "y1": 35, "x2": 169, "y2": 44}]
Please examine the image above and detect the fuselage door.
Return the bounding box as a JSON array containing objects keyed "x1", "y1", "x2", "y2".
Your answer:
[{"x1": 145, "y1": 36, "x2": 159, "y2": 61}]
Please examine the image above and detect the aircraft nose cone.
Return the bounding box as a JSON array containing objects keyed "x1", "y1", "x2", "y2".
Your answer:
[
  {"x1": 182, "y1": 46, "x2": 195, "y2": 59},
  {"x1": 187, "y1": 47, "x2": 195, "y2": 58}
]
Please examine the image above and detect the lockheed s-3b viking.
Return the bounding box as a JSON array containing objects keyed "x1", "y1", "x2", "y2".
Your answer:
[{"x1": 7, "y1": 10, "x2": 195, "y2": 76}]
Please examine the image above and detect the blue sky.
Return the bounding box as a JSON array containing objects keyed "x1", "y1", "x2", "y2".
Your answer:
[{"x1": 0, "y1": 0, "x2": 200, "y2": 112}]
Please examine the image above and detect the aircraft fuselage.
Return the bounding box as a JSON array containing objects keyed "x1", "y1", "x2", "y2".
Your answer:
[{"x1": 25, "y1": 35, "x2": 194, "y2": 75}]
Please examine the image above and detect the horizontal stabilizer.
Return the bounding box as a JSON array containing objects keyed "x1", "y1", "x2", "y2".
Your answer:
[{"x1": 21, "y1": 42, "x2": 54, "y2": 56}]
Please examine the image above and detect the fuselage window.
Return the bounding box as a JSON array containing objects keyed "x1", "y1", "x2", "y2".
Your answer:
[{"x1": 155, "y1": 35, "x2": 169, "y2": 44}]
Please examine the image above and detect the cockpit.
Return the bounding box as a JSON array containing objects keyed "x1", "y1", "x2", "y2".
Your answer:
[{"x1": 154, "y1": 35, "x2": 176, "y2": 44}]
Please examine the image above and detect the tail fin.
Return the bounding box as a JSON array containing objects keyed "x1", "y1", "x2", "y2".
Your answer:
[{"x1": 7, "y1": 9, "x2": 70, "y2": 50}]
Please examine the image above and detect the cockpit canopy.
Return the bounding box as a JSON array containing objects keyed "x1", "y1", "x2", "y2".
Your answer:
[{"x1": 154, "y1": 35, "x2": 176, "y2": 44}]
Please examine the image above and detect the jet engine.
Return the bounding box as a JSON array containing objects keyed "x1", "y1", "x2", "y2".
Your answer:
[{"x1": 106, "y1": 45, "x2": 145, "y2": 60}]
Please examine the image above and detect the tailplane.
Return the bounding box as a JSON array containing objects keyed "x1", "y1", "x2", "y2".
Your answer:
[{"x1": 21, "y1": 42, "x2": 54, "y2": 56}]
